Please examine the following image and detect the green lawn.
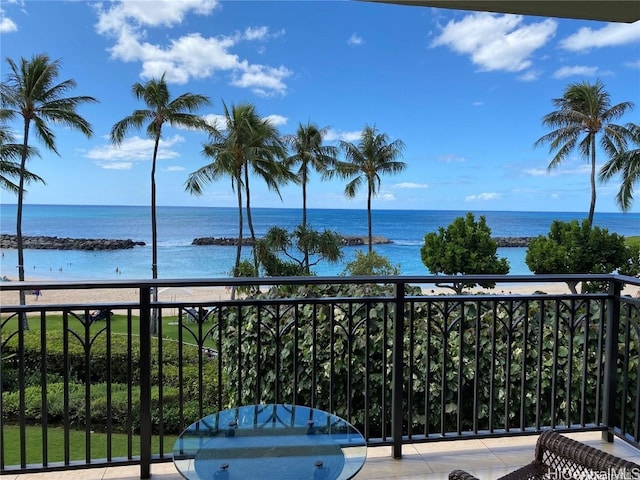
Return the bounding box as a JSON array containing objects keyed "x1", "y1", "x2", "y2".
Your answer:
[
  {"x1": 626, "y1": 236, "x2": 640, "y2": 248},
  {"x1": 2, "y1": 425, "x2": 176, "y2": 466},
  {"x1": 2, "y1": 311, "x2": 218, "y2": 348},
  {"x1": 1, "y1": 309, "x2": 218, "y2": 468}
]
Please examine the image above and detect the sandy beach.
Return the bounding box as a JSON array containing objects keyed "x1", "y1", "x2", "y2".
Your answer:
[
  {"x1": 2, "y1": 275, "x2": 638, "y2": 307},
  {"x1": 0, "y1": 277, "x2": 232, "y2": 307}
]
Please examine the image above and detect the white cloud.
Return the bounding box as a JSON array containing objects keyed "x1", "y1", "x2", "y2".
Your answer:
[
  {"x1": 86, "y1": 134, "x2": 185, "y2": 163},
  {"x1": 437, "y1": 154, "x2": 466, "y2": 163},
  {"x1": 94, "y1": 0, "x2": 218, "y2": 30},
  {"x1": 244, "y1": 26, "x2": 269, "y2": 41},
  {"x1": 465, "y1": 192, "x2": 501, "y2": 201},
  {"x1": 230, "y1": 64, "x2": 291, "y2": 97},
  {"x1": 552, "y1": 65, "x2": 604, "y2": 79},
  {"x1": 164, "y1": 165, "x2": 186, "y2": 172},
  {"x1": 348, "y1": 33, "x2": 364, "y2": 46},
  {"x1": 0, "y1": 0, "x2": 23, "y2": 33},
  {"x1": 431, "y1": 12, "x2": 556, "y2": 72},
  {"x1": 94, "y1": 0, "x2": 290, "y2": 95},
  {"x1": 324, "y1": 129, "x2": 362, "y2": 142},
  {"x1": 525, "y1": 163, "x2": 591, "y2": 177},
  {"x1": 560, "y1": 22, "x2": 640, "y2": 51},
  {"x1": 517, "y1": 70, "x2": 541, "y2": 82},
  {"x1": 0, "y1": 16, "x2": 17, "y2": 33},
  {"x1": 203, "y1": 114, "x2": 228, "y2": 131},
  {"x1": 394, "y1": 182, "x2": 429, "y2": 189},
  {"x1": 626, "y1": 59, "x2": 640, "y2": 69},
  {"x1": 264, "y1": 114, "x2": 288, "y2": 127},
  {"x1": 100, "y1": 162, "x2": 133, "y2": 170},
  {"x1": 202, "y1": 113, "x2": 287, "y2": 131},
  {"x1": 524, "y1": 168, "x2": 550, "y2": 177},
  {"x1": 379, "y1": 192, "x2": 396, "y2": 201}
]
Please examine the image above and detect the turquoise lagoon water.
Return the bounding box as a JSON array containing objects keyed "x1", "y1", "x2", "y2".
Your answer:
[{"x1": 0, "y1": 204, "x2": 638, "y2": 281}]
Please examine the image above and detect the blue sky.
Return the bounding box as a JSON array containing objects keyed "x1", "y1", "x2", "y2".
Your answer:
[{"x1": 1, "y1": 0, "x2": 639, "y2": 213}]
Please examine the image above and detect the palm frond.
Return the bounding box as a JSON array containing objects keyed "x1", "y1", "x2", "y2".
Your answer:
[
  {"x1": 1, "y1": 53, "x2": 97, "y2": 154},
  {"x1": 599, "y1": 123, "x2": 640, "y2": 212},
  {"x1": 534, "y1": 79, "x2": 635, "y2": 220}
]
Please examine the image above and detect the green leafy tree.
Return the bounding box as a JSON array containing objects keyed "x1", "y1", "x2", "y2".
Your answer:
[
  {"x1": 421, "y1": 212, "x2": 509, "y2": 294},
  {"x1": 111, "y1": 74, "x2": 211, "y2": 283},
  {"x1": 284, "y1": 121, "x2": 337, "y2": 269},
  {"x1": 525, "y1": 219, "x2": 628, "y2": 293},
  {"x1": 0, "y1": 125, "x2": 43, "y2": 194},
  {"x1": 342, "y1": 250, "x2": 400, "y2": 276},
  {"x1": 254, "y1": 225, "x2": 343, "y2": 277},
  {"x1": 0, "y1": 53, "x2": 97, "y2": 324},
  {"x1": 333, "y1": 125, "x2": 406, "y2": 252},
  {"x1": 599, "y1": 122, "x2": 640, "y2": 212},
  {"x1": 186, "y1": 101, "x2": 290, "y2": 283},
  {"x1": 534, "y1": 80, "x2": 635, "y2": 225},
  {"x1": 619, "y1": 244, "x2": 640, "y2": 278},
  {"x1": 232, "y1": 259, "x2": 260, "y2": 296}
]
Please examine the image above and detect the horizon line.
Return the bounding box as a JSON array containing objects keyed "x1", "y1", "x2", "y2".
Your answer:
[{"x1": 1, "y1": 202, "x2": 636, "y2": 216}]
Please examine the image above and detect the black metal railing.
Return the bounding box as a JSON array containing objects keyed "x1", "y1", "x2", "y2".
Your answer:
[{"x1": 1, "y1": 274, "x2": 639, "y2": 478}]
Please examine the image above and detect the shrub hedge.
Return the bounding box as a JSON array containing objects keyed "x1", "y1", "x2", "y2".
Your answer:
[{"x1": 1, "y1": 330, "x2": 221, "y2": 434}]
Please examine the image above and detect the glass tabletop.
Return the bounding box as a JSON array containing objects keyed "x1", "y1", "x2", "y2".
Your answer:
[{"x1": 173, "y1": 404, "x2": 367, "y2": 480}]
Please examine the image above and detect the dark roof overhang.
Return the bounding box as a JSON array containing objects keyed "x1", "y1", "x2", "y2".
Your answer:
[{"x1": 363, "y1": 1, "x2": 640, "y2": 23}]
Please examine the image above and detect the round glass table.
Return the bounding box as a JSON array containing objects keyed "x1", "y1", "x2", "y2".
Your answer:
[{"x1": 173, "y1": 404, "x2": 367, "y2": 480}]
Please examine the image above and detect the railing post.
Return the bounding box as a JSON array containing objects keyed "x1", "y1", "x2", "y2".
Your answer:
[
  {"x1": 602, "y1": 278, "x2": 621, "y2": 442},
  {"x1": 391, "y1": 281, "x2": 405, "y2": 458},
  {"x1": 139, "y1": 287, "x2": 152, "y2": 478}
]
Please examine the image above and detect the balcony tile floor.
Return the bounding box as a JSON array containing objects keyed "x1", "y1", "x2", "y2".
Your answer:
[{"x1": 6, "y1": 432, "x2": 640, "y2": 480}]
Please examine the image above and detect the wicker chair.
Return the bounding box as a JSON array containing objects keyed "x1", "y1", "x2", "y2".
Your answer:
[{"x1": 449, "y1": 430, "x2": 640, "y2": 480}]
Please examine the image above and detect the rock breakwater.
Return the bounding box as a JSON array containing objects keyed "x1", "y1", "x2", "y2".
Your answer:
[
  {"x1": 494, "y1": 237, "x2": 534, "y2": 247},
  {"x1": 340, "y1": 235, "x2": 391, "y2": 246},
  {"x1": 192, "y1": 237, "x2": 254, "y2": 246},
  {"x1": 0, "y1": 234, "x2": 532, "y2": 251},
  {"x1": 192, "y1": 235, "x2": 392, "y2": 246},
  {"x1": 0, "y1": 234, "x2": 145, "y2": 250}
]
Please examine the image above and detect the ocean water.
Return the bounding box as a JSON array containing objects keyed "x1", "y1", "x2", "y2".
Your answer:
[{"x1": 0, "y1": 204, "x2": 638, "y2": 281}]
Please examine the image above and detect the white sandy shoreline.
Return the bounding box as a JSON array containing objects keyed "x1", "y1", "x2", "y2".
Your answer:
[{"x1": 1, "y1": 275, "x2": 638, "y2": 307}]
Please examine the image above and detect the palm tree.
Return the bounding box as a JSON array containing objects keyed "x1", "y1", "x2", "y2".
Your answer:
[
  {"x1": 186, "y1": 101, "x2": 289, "y2": 281},
  {"x1": 241, "y1": 113, "x2": 291, "y2": 277},
  {"x1": 110, "y1": 74, "x2": 211, "y2": 285},
  {"x1": 0, "y1": 53, "x2": 97, "y2": 324},
  {"x1": 534, "y1": 80, "x2": 635, "y2": 225},
  {"x1": 284, "y1": 122, "x2": 337, "y2": 225},
  {"x1": 599, "y1": 122, "x2": 640, "y2": 212},
  {"x1": 333, "y1": 125, "x2": 406, "y2": 252},
  {"x1": 283, "y1": 121, "x2": 337, "y2": 270},
  {"x1": 0, "y1": 125, "x2": 43, "y2": 194}
]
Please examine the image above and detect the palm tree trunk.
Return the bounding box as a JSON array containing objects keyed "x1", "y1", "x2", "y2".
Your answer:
[
  {"x1": 588, "y1": 135, "x2": 597, "y2": 226},
  {"x1": 302, "y1": 170, "x2": 309, "y2": 270},
  {"x1": 231, "y1": 172, "x2": 243, "y2": 300},
  {"x1": 150, "y1": 136, "x2": 160, "y2": 335},
  {"x1": 244, "y1": 166, "x2": 259, "y2": 278},
  {"x1": 151, "y1": 137, "x2": 160, "y2": 280},
  {"x1": 302, "y1": 170, "x2": 308, "y2": 226},
  {"x1": 16, "y1": 119, "x2": 29, "y2": 330},
  {"x1": 367, "y1": 186, "x2": 373, "y2": 253}
]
